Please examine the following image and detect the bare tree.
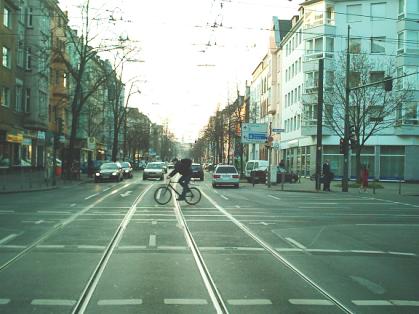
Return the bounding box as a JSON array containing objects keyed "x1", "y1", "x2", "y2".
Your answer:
[{"x1": 309, "y1": 52, "x2": 413, "y2": 179}]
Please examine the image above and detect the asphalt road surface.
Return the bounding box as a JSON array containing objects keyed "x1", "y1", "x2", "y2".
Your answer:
[{"x1": 0, "y1": 171, "x2": 418, "y2": 314}]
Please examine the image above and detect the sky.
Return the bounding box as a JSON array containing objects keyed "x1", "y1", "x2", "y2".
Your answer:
[{"x1": 59, "y1": 0, "x2": 300, "y2": 143}]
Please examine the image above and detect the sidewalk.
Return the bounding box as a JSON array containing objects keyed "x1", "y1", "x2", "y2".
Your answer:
[
  {"x1": 0, "y1": 168, "x2": 91, "y2": 193},
  {"x1": 243, "y1": 177, "x2": 419, "y2": 196}
]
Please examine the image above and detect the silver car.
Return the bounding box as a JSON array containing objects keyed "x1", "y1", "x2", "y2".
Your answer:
[
  {"x1": 212, "y1": 165, "x2": 240, "y2": 188},
  {"x1": 143, "y1": 162, "x2": 165, "y2": 180}
]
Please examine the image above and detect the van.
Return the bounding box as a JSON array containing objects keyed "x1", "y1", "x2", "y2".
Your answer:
[{"x1": 245, "y1": 160, "x2": 269, "y2": 182}]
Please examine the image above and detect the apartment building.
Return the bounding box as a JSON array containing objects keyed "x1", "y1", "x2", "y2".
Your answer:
[{"x1": 278, "y1": 0, "x2": 419, "y2": 180}]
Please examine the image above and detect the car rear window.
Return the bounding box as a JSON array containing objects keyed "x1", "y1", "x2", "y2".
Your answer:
[
  {"x1": 101, "y1": 163, "x2": 118, "y2": 170},
  {"x1": 192, "y1": 165, "x2": 202, "y2": 170},
  {"x1": 215, "y1": 166, "x2": 237, "y2": 174}
]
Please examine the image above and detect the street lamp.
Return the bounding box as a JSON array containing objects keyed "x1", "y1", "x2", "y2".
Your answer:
[{"x1": 267, "y1": 110, "x2": 275, "y2": 188}]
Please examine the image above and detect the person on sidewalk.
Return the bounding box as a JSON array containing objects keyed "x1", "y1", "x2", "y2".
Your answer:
[
  {"x1": 322, "y1": 160, "x2": 332, "y2": 192},
  {"x1": 360, "y1": 164, "x2": 369, "y2": 192}
]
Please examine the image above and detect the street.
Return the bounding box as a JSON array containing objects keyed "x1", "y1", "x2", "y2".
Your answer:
[{"x1": 0, "y1": 172, "x2": 418, "y2": 314}]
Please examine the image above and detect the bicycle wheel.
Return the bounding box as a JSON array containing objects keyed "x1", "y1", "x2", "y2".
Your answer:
[
  {"x1": 184, "y1": 187, "x2": 201, "y2": 205},
  {"x1": 154, "y1": 186, "x2": 172, "y2": 205}
]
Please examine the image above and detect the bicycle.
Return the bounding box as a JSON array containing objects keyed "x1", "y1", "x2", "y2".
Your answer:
[{"x1": 154, "y1": 179, "x2": 201, "y2": 205}]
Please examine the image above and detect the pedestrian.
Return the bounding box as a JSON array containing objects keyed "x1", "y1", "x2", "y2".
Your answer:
[
  {"x1": 360, "y1": 164, "x2": 369, "y2": 192},
  {"x1": 322, "y1": 159, "x2": 332, "y2": 191},
  {"x1": 279, "y1": 159, "x2": 285, "y2": 169}
]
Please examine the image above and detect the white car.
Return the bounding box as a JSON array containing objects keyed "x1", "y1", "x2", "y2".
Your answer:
[
  {"x1": 212, "y1": 165, "x2": 240, "y2": 188},
  {"x1": 143, "y1": 162, "x2": 165, "y2": 180}
]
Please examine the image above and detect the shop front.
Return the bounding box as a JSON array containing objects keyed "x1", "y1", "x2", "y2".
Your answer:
[{"x1": 0, "y1": 130, "x2": 24, "y2": 167}]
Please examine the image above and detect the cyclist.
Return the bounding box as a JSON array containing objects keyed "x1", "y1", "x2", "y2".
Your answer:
[{"x1": 167, "y1": 157, "x2": 192, "y2": 201}]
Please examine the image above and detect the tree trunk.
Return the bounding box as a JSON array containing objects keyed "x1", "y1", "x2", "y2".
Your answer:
[
  {"x1": 112, "y1": 125, "x2": 119, "y2": 161},
  {"x1": 355, "y1": 147, "x2": 362, "y2": 183}
]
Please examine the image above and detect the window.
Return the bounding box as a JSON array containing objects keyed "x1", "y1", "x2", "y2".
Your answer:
[
  {"x1": 27, "y1": 8, "x2": 33, "y2": 27},
  {"x1": 347, "y1": 4, "x2": 362, "y2": 22},
  {"x1": 1, "y1": 87, "x2": 10, "y2": 107},
  {"x1": 325, "y1": 71, "x2": 335, "y2": 87},
  {"x1": 314, "y1": 37, "x2": 323, "y2": 54},
  {"x1": 403, "y1": 102, "x2": 419, "y2": 124},
  {"x1": 25, "y1": 88, "x2": 31, "y2": 113},
  {"x1": 371, "y1": 37, "x2": 385, "y2": 53},
  {"x1": 26, "y1": 47, "x2": 31, "y2": 70},
  {"x1": 406, "y1": 31, "x2": 419, "y2": 52},
  {"x1": 370, "y1": 71, "x2": 385, "y2": 83},
  {"x1": 398, "y1": 0, "x2": 405, "y2": 15},
  {"x1": 305, "y1": 71, "x2": 319, "y2": 89},
  {"x1": 2, "y1": 47, "x2": 11, "y2": 68},
  {"x1": 349, "y1": 38, "x2": 361, "y2": 53},
  {"x1": 349, "y1": 71, "x2": 361, "y2": 88},
  {"x1": 16, "y1": 86, "x2": 23, "y2": 112},
  {"x1": 3, "y1": 7, "x2": 11, "y2": 28},
  {"x1": 371, "y1": 3, "x2": 386, "y2": 21},
  {"x1": 285, "y1": 94, "x2": 288, "y2": 108},
  {"x1": 398, "y1": 32, "x2": 404, "y2": 52}
]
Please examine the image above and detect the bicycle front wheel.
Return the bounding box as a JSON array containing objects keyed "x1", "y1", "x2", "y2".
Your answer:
[
  {"x1": 154, "y1": 186, "x2": 172, "y2": 205},
  {"x1": 185, "y1": 187, "x2": 201, "y2": 205}
]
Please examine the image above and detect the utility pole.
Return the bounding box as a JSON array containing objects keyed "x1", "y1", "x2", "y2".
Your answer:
[
  {"x1": 342, "y1": 25, "x2": 351, "y2": 192},
  {"x1": 315, "y1": 58, "x2": 324, "y2": 191},
  {"x1": 267, "y1": 121, "x2": 273, "y2": 188}
]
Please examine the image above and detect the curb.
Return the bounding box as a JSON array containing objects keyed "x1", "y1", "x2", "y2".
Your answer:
[{"x1": 0, "y1": 186, "x2": 58, "y2": 194}]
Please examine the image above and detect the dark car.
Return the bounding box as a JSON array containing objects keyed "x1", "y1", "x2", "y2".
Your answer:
[
  {"x1": 121, "y1": 161, "x2": 133, "y2": 178},
  {"x1": 191, "y1": 163, "x2": 204, "y2": 181},
  {"x1": 276, "y1": 167, "x2": 299, "y2": 183},
  {"x1": 94, "y1": 162, "x2": 123, "y2": 182}
]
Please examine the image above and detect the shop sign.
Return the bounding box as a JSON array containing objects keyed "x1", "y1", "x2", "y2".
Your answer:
[
  {"x1": 7, "y1": 133, "x2": 23, "y2": 143},
  {"x1": 87, "y1": 137, "x2": 96, "y2": 150},
  {"x1": 22, "y1": 138, "x2": 32, "y2": 146},
  {"x1": 37, "y1": 131, "x2": 46, "y2": 140}
]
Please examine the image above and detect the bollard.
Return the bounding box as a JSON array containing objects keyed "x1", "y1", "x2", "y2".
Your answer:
[
  {"x1": 399, "y1": 179, "x2": 402, "y2": 195},
  {"x1": 252, "y1": 171, "x2": 255, "y2": 187}
]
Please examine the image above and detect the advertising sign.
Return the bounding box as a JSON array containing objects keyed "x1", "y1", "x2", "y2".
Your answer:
[{"x1": 241, "y1": 123, "x2": 268, "y2": 144}]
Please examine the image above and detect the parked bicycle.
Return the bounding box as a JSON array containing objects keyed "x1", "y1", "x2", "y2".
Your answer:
[{"x1": 154, "y1": 179, "x2": 201, "y2": 205}]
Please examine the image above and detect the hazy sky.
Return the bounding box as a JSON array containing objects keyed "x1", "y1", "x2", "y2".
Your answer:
[{"x1": 59, "y1": 0, "x2": 299, "y2": 142}]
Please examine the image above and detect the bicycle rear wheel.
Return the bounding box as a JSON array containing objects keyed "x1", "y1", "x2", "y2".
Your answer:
[
  {"x1": 184, "y1": 187, "x2": 201, "y2": 205},
  {"x1": 154, "y1": 186, "x2": 172, "y2": 205}
]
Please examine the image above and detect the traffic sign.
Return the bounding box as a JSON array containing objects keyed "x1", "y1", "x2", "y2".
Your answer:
[
  {"x1": 272, "y1": 128, "x2": 285, "y2": 133},
  {"x1": 241, "y1": 123, "x2": 268, "y2": 144}
]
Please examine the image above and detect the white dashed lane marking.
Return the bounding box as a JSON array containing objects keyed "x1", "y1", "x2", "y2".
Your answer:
[
  {"x1": 31, "y1": 299, "x2": 76, "y2": 306},
  {"x1": 98, "y1": 299, "x2": 143, "y2": 306},
  {"x1": 352, "y1": 300, "x2": 419, "y2": 306},
  {"x1": 164, "y1": 299, "x2": 208, "y2": 305},
  {"x1": 0, "y1": 299, "x2": 10, "y2": 305},
  {"x1": 149, "y1": 235, "x2": 156, "y2": 247},
  {"x1": 85, "y1": 193, "x2": 99, "y2": 200},
  {"x1": 289, "y1": 299, "x2": 335, "y2": 306},
  {"x1": 228, "y1": 299, "x2": 272, "y2": 305},
  {"x1": 0, "y1": 234, "x2": 18, "y2": 245}
]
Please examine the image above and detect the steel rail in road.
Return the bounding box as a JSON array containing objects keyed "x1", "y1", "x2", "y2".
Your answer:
[
  {"x1": 0, "y1": 182, "x2": 133, "y2": 273},
  {"x1": 174, "y1": 188, "x2": 229, "y2": 314},
  {"x1": 71, "y1": 184, "x2": 153, "y2": 314},
  {"x1": 201, "y1": 189, "x2": 355, "y2": 314}
]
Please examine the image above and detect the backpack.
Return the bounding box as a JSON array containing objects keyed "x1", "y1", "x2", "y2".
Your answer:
[{"x1": 179, "y1": 158, "x2": 192, "y2": 175}]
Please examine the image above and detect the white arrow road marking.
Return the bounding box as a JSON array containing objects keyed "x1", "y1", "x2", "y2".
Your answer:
[
  {"x1": 120, "y1": 191, "x2": 132, "y2": 197},
  {"x1": 220, "y1": 195, "x2": 229, "y2": 200}
]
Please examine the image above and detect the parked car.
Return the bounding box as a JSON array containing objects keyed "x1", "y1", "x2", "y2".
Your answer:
[
  {"x1": 276, "y1": 167, "x2": 299, "y2": 183},
  {"x1": 212, "y1": 165, "x2": 240, "y2": 188},
  {"x1": 245, "y1": 160, "x2": 268, "y2": 182},
  {"x1": 167, "y1": 163, "x2": 175, "y2": 171},
  {"x1": 121, "y1": 161, "x2": 133, "y2": 179},
  {"x1": 143, "y1": 162, "x2": 165, "y2": 180},
  {"x1": 95, "y1": 162, "x2": 123, "y2": 182},
  {"x1": 191, "y1": 163, "x2": 204, "y2": 181}
]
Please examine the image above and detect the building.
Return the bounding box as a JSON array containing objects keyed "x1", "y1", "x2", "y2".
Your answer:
[{"x1": 277, "y1": 0, "x2": 419, "y2": 181}]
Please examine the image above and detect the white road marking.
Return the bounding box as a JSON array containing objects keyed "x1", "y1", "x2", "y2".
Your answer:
[
  {"x1": 235, "y1": 205, "x2": 241, "y2": 208},
  {"x1": 0, "y1": 210, "x2": 14, "y2": 213},
  {"x1": 103, "y1": 187, "x2": 111, "y2": 192},
  {"x1": 276, "y1": 248, "x2": 303, "y2": 252},
  {"x1": 36, "y1": 245, "x2": 65, "y2": 249},
  {"x1": 149, "y1": 235, "x2": 156, "y2": 247},
  {"x1": 118, "y1": 245, "x2": 147, "y2": 250},
  {"x1": 285, "y1": 237, "x2": 307, "y2": 249},
  {"x1": 120, "y1": 191, "x2": 132, "y2": 197},
  {"x1": 22, "y1": 220, "x2": 47, "y2": 224},
  {"x1": 37, "y1": 211, "x2": 71, "y2": 214},
  {"x1": 352, "y1": 300, "x2": 392, "y2": 306},
  {"x1": 77, "y1": 245, "x2": 106, "y2": 250},
  {"x1": 157, "y1": 246, "x2": 188, "y2": 250},
  {"x1": 289, "y1": 299, "x2": 334, "y2": 305},
  {"x1": 306, "y1": 249, "x2": 342, "y2": 253},
  {"x1": 220, "y1": 194, "x2": 229, "y2": 200},
  {"x1": 268, "y1": 195, "x2": 281, "y2": 200},
  {"x1": 0, "y1": 245, "x2": 26, "y2": 249},
  {"x1": 350, "y1": 250, "x2": 385, "y2": 254},
  {"x1": 98, "y1": 299, "x2": 143, "y2": 305},
  {"x1": 85, "y1": 193, "x2": 99, "y2": 200},
  {"x1": 0, "y1": 299, "x2": 10, "y2": 305},
  {"x1": 388, "y1": 251, "x2": 416, "y2": 256},
  {"x1": 0, "y1": 234, "x2": 18, "y2": 245},
  {"x1": 250, "y1": 222, "x2": 276, "y2": 226},
  {"x1": 31, "y1": 299, "x2": 76, "y2": 306},
  {"x1": 357, "y1": 224, "x2": 419, "y2": 227},
  {"x1": 152, "y1": 220, "x2": 157, "y2": 225},
  {"x1": 228, "y1": 299, "x2": 272, "y2": 305},
  {"x1": 390, "y1": 300, "x2": 419, "y2": 306},
  {"x1": 164, "y1": 299, "x2": 208, "y2": 305}
]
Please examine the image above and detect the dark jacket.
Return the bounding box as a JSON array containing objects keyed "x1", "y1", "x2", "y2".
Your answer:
[{"x1": 169, "y1": 160, "x2": 192, "y2": 177}]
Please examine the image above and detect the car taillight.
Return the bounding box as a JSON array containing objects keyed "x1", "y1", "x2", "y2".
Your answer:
[
  {"x1": 232, "y1": 175, "x2": 239, "y2": 178},
  {"x1": 213, "y1": 174, "x2": 220, "y2": 179}
]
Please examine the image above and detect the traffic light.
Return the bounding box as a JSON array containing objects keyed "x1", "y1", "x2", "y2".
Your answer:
[
  {"x1": 384, "y1": 76, "x2": 393, "y2": 92},
  {"x1": 339, "y1": 138, "x2": 346, "y2": 154}
]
